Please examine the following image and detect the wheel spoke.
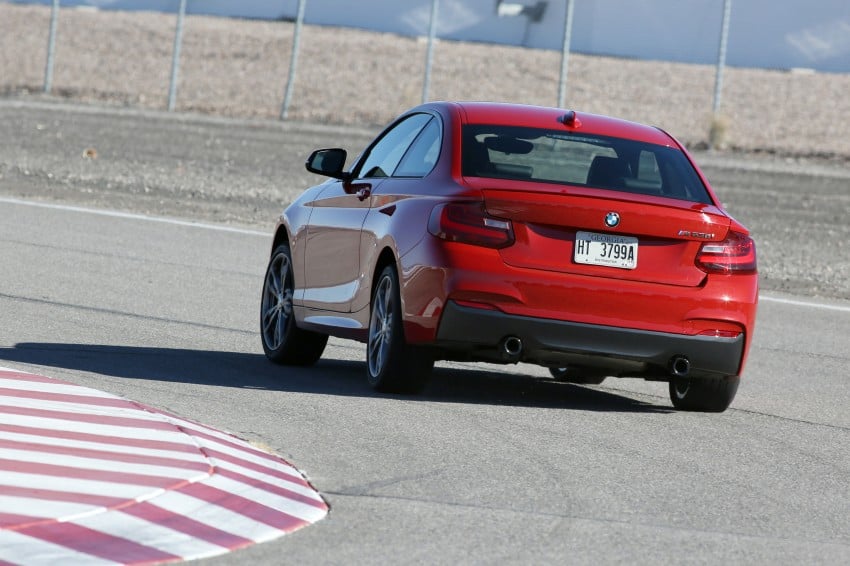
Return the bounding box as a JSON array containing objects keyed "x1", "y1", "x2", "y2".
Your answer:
[
  {"x1": 368, "y1": 318, "x2": 383, "y2": 370},
  {"x1": 368, "y1": 329, "x2": 380, "y2": 351},
  {"x1": 375, "y1": 287, "x2": 386, "y2": 321},
  {"x1": 368, "y1": 275, "x2": 396, "y2": 378},
  {"x1": 278, "y1": 258, "x2": 290, "y2": 291},
  {"x1": 262, "y1": 251, "x2": 296, "y2": 352},
  {"x1": 368, "y1": 336, "x2": 380, "y2": 370},
  {"x1": 382, "y1": 283, "x2": 393, "y2": 318},
  {"x1": 274, "y1": 304, "x2": 285, "y2": 347},
  {"x1": 266, "y1": 270, "x2": 279, "y2": 297},
  {"x1": 375, "y1": 336, "x2": 385, "y2": 371},
  {"x1": 263, "y1": 307, "x2": 278, "y2": 334}
]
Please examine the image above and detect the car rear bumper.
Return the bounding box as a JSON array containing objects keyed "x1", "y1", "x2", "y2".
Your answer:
[{"x1": 434, "y1": 301, "x2": 745, "y2": 379}]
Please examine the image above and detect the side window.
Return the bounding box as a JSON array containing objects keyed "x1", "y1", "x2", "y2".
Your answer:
[
  {"x1": 356, "y1": 114, "x2": 432, "y2": 179},
  {"x1": 394, "y1": 118, "x2": 441, "y2": 177}
]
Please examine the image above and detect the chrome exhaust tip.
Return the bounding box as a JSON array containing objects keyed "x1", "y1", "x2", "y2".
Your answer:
[
  {"x1": 501, "y1": 336, "x2": 523, "y2": 361},
  {"x1": 669, "y1": 355, "x2": 691, "y2": 378}
]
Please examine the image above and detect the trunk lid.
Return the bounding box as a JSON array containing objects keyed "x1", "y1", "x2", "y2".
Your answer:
[{"x1": 474, "y1": 179, "x2": 731, "y2": 287}]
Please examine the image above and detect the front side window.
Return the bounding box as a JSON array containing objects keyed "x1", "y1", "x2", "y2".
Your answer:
[
  {"x1": 356, "y1": 114, "x2": 432, "y2": 179},
  {"x1": 462, "y1": 125, "x2": 711, "y2": 204}
]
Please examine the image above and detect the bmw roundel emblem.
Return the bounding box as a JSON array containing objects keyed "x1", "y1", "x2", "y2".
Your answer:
[{"x1": 605, "y1": 212, "x2": 620, "y2": 228}]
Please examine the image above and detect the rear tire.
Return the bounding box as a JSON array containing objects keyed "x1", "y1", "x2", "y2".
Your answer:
[
  {"x1": 261, "y1": 244, "x2": 328, "y2": 365},
  {"x1": 367, "y1": 265, "x2": 433, "y2": 394},
  {"x1": 669, "y1": 375, "x2": 739, "y2": 412}
]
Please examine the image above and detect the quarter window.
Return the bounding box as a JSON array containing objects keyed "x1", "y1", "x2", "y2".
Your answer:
[
  {"x1": 356, "y1": 114, "x2": 432, "y2": 179},
  {"x1": 394, "y1": 118, "x2": 441, "y2": 177}
]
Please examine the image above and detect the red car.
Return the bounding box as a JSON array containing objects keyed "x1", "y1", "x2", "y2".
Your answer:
[{"x1": 261, "y1": 102, "x2": 758, "y2": 412}]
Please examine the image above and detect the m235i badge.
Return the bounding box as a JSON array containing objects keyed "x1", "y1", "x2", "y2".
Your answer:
[{"x1": 678, "y1": 230, "x2": 716, "y2": 239}]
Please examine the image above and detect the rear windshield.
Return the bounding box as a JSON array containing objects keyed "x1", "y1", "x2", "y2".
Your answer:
[{"x1": 462, "y1": 125, "x2": 712, "y2": 204}]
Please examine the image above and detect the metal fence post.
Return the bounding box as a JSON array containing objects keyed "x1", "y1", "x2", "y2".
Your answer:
[
  {"x1": 168, "y1": 0, "x2": 187, "y2": 112},
  {"x1": 44, "y1": 0, "x2": 60, "y2": 94},
  {"x1": 557, "y1": 0, "x2": 575, "y2": 108},
  {"x1": 281, "y1": 0, "x2": 307, "y2": 120},
  {"x1": 422, "y1": 0, "x2": 440, "y2": 104},
  {"x1": 713, "y1": 0, "x2": 732, "y2": 115}
]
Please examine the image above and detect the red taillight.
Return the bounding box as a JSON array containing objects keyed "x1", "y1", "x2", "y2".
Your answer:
[
  {"x1": 428, "y1": 202, "x2": 514, "y2": 249},
  {"x1": 696, "y1": 231, "x2": 757, "y2": 274}
]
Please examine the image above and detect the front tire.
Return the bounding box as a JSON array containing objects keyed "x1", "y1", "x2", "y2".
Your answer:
[
  {"x1": 261, "y1": 244, "x2": 328, "y2": 365},
  {"x1": 669, "y1": 375, "x2": 739, "y2": 412},
  {"x1": 367, "y1": 265, "x2": 433, "y2": 393}
]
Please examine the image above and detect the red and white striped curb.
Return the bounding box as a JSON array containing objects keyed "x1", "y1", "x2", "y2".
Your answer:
[{"x1": 0, "y1": 366, "x2": 328, "y2": 565}]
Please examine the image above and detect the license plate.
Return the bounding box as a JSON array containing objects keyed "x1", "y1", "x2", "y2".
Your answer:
[{"x1": 574, "y1": 231, "x2": 638, "y2": 269}]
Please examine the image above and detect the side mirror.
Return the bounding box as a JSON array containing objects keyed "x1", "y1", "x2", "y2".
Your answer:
[{"x1": 305, "y1": 148, "x2": 351, "y2": 180}]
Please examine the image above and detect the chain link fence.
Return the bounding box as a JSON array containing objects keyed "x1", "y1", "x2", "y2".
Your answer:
[{"x1": 2, "y1": 1, "x2": 848, "y2": 158}]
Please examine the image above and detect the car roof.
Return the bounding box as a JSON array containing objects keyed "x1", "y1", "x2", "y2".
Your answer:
[{"x1": 442, "y1": 101, "x2": 676, "y2": 147}]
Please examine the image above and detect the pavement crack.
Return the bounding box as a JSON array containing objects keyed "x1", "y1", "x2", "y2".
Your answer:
[
  {"x1": 324, "y1": 491, "x2": 850, "y2": 550},
  {"x1": 333, "y1": 468, "x2": 448, "y2": 496}
]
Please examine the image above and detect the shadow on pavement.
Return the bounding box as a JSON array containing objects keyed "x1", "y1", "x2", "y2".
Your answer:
[{"x1": 0, "y1": 342, "x2": 672, "y2": 414}]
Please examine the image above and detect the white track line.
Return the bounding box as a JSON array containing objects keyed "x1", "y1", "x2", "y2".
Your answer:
[
  {"x1": 758, "y1": 295, "x2": 850, "y2": 313},
  {"x1": 0, "y1": 196, "x2": 269, "y2": 237}
]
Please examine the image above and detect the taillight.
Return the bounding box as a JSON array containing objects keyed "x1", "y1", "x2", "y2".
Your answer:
[
  {"x1": 696, "y1": 231, "x2": 757, "y2": 274},
  {"x1": 428, "y1": 202, "x2": 514, "y2": 248}
]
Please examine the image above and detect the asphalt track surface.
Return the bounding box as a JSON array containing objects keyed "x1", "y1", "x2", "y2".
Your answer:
[{"x1": 0, "y1": 101, "x2": 849, "y2": 563}]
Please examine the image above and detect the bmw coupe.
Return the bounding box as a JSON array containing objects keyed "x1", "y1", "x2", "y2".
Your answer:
[{"x1": 260, "y1": 102, "x2": 758, "y2": 412}]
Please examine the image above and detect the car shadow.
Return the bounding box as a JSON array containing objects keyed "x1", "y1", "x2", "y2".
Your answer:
[{"x1": 0, "y1": 342, "x2": 672, "y2": 413}]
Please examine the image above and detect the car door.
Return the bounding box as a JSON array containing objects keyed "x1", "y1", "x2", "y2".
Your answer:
[
  {"x1": 302, "y1": 113, "x2": 433, "y2": 313},
  {"x1": 351, "y1": 115, "x2": 444, "y2": 314}
]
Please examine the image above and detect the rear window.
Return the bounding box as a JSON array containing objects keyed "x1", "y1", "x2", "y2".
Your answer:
[{"x1": 462, "y1": 125, "x2": 712, "y2": 204}]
